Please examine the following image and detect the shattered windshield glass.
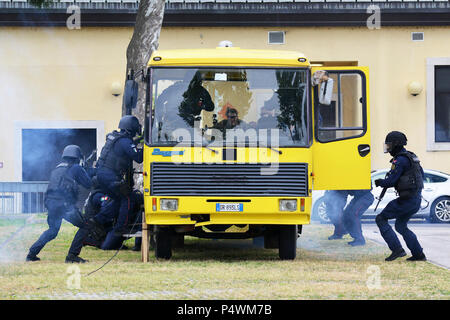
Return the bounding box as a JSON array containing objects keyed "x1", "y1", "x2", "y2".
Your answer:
[{"x1": 149, "y1": 67, "x2": 309, "y2": 147}]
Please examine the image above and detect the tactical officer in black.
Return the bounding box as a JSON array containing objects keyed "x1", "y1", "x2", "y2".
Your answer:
[
  {"x1": 26, "y1": 145, "x2": 93, "y2": 262},
  {"x1": 93, "y1": 115, "x2": 143, "y2": 236},
  {"x1": 374, "y1": 131, "x2": 426, "y2": 262},
  {"x1": 66, "y1": 188, "x2": 143, "y2": 263}
]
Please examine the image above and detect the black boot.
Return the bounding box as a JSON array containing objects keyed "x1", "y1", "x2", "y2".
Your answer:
[
  {"x1": 26, "y1": 254, "x2": 40, "y2": 262},
  {"x1": 406, "y1": 252, "x2": 427, "y2": 261},
  {"x1": 65, "y1": 254, "x2": 88, "y2": 263},
  {"x1": 385, "y1": 248, "x2": 406, "y2": 261}
]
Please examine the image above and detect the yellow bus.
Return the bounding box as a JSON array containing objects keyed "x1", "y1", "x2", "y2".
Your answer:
[{"x1": 135, "y1": 44, "x2": 371, "y2": 260}]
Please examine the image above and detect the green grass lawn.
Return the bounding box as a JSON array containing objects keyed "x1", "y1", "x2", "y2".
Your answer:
[{"x1": 0, "y1": 215, "x2": 448, "y2": 300}]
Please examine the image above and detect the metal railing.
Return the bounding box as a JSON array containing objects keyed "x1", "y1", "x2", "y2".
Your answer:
[{"x1": 0, "y1": 182, "x2": 48, "y2": 215}]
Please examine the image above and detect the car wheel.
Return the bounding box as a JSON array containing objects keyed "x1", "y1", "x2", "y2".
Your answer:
[
  {"x1": 312, "y1": 197, "x2": 331, "y2": 224},
  {"x1": 430, "y1": 196, "x2": 450, "y2": 224}
]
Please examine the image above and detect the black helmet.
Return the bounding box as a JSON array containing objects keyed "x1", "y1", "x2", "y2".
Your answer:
[
  {"x1": 62, "y1": 145, "x2": 82, "y2": 160},
  {"x1": 384, "y1": 131, "x2": 407, "y2": 154},
  {"x1": 119, "y1": 115, "x2": 142, "y2": 137}
]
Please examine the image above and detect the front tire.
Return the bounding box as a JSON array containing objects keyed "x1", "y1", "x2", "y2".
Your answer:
[
  {"x1": 430, "y1": 196, "x2": 450, "y2": 223},
  {"x1": 155, "y1": 227, "x2": 173, "y2": 259},
  {"x1": 278, "y1": 225, "x2": 297, "y2": 260}
]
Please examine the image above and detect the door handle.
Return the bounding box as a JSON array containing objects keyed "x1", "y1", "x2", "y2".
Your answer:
[{"x1": 358, "y1": 144, "x2": 370, "y2": 157}]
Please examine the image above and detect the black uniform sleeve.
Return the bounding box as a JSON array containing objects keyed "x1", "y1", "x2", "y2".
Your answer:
[{"x1": 72, "y1": 165, "x2": 93, "y2": 189}]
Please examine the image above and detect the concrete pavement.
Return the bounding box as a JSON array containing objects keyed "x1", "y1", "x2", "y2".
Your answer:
[{"x1": 362, "y1": 222, "x2": 450, "y2": 269}]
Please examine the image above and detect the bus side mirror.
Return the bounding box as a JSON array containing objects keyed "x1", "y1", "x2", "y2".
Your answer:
[{"x1": 123, "y1": 79, "x2": 138, "y2": 111}]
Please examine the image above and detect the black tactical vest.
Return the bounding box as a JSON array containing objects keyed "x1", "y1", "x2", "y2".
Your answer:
[
  {"x1": 46, "y1": 162, "x2": 78, "y2": 202},
  {"x1": 394, "y1": 151, "x2": 424, "y2": 199},
  {"x1": 96, "y1": 131, "x2": 129, "y2": 175}
]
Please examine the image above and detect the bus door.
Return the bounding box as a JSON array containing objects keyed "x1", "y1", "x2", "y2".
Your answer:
[{"x1": 311, "y1": 67, "x2": 371, "y2": 190}]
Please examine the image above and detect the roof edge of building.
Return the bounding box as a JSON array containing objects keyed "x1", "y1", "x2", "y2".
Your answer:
[{"x1": 1, "y1": 3, "x2": 450, "y2": 27}]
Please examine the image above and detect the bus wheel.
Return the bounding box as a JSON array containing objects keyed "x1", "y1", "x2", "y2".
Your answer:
[
  {"x1": 155, "y1": 227, "x2": 173, "y2": 260},
  {"x1": 278, "y1": 225, "x2": 297, "y2": 260}
]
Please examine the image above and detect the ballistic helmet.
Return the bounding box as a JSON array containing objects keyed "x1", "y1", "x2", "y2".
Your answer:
[
  {"x1": 119, "y1": 115, "x2": 142, "y2": 137},
  {"x1": 384, "y1": 131, "x2": 407, "y2": 154},
  {"x1": 62, "y1": 145, "x2": 82, "y2": 160}
]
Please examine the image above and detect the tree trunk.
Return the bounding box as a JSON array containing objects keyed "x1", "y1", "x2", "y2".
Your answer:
[{"x1": 123, "y1": 0, "x2": 165, "y2": 189}]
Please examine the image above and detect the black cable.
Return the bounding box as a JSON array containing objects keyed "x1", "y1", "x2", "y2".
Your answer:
[{"x1": 86, "y1": 208, "x2": 143, "y2": 277}]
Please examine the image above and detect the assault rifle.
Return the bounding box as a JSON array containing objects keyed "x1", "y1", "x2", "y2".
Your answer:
[
  {"x1": 374, "y1": 171, "x2": 390, "y2": 212},
  {"x1": 82, "y1": 149, "x2": 97, "y2": 169}
]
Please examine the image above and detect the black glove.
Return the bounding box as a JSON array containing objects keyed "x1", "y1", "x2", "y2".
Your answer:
[
  {"x1": 110, "y1": 180, "x2": 131, "y2": 197},
  {"x1": 133, "y1": 135, "x2": 144, "y2": 145},
  {"x1": 374, "y1": 179, "x2": 383, "y2": 187}
]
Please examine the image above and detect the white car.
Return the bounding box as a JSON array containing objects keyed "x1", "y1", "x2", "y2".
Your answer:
[{"x1": 312, "y1": 169, "x2": 450, "y2": 224}]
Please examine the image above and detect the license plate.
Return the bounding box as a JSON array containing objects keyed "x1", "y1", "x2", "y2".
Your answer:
[{"x1": 216, "y1": 203, "x2": 243, "y2": 212}]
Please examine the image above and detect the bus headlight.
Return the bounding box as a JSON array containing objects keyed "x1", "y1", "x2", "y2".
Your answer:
[
  {"x1": 279, "y1": 200, "x2": 297, "y2": 212},
  {"x1": 160, "y1": 199, "x2": 178, "y2": 211}
]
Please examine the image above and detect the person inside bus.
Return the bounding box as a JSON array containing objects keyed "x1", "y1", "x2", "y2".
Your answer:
[
  {"x1": 214, "y1": 107, "x2": 245, "y2": 130},
  {"x1": 313, "y1": 70, "x2": 334, "y2": 127},
  {"x1": 257, "y1": 100, "x2": 278, "y2": 130},
  {"x1": 177, "y1": 71, "x2": 215, "y2": 127}
]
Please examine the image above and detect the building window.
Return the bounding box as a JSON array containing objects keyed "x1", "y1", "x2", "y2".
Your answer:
[
  {"x1": 14, "y1": 120, "x2": 104, "y2": 181},
  {"x1": 22, "y1": 128, "x2": 97, "y2": 181},
  {"x1": 268, "y1": 31, "x2": 285, "y2": 45},
  {"x1": 426, "y1": 58, "x2": 450, "y2": 151},
  {"x1": 434, "y1": 66, "x2": 450, "y2": 143}
]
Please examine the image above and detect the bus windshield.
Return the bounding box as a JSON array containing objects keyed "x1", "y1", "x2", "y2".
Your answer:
[{"x1": 150, "y1": 67, "x2": 309, "y2": 147}]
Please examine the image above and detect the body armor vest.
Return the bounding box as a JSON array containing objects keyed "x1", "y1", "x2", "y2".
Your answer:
[
  {"x1": 394, "y1": 151, "x2": 424, "y2": 199},
  {"x1": 96, "y1": 131, "x2": 129, "y2": 175},
  {"x1": 46, "y1": 162, "x2": 78, "y2": 202}
]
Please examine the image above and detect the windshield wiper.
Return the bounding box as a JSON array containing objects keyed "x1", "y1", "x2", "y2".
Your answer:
[
  {"x1": 201, "y1": 145, "x2": 218, "y2": 154},
  {"x1": 259, "y1": 144, "x2": 282, "y2": 155}
]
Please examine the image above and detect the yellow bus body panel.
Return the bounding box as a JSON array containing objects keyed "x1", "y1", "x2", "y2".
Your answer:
[
  {"x1": 149, "y1": 48, "x2": 310, "y2": 68},
  {"x1": 143, "y1": 50, "x2": 371, "y2": 226},
  {"x1": 311, "y1": 66, "x2": 371, "y2": 190},
  {"x1": 143, "y1": 146, "x2": 312, "y2": 226}
]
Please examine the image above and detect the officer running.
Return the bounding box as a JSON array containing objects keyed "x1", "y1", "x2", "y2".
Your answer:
[
  {"x1": 374, "y1": 131, "x2": 426, "y2": 262},
  {"x1": 26, "y1": 145, "x2": 93, "y2": 262},
  {"x1": 92, "y1": 115, "x2": 143, "y2": 236}
]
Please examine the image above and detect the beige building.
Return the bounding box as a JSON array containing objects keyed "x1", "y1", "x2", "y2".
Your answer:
[{"x1": 0, "y1": 0, "x2": 449, "y2": 183}]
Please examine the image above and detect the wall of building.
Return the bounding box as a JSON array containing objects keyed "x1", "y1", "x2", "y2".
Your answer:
[
  {"x1": 0, "y1": 25, "x2": 449, "y2": 181},
  {"x1": 0, "y1": 27, "x2": 131, "y2": 181}
]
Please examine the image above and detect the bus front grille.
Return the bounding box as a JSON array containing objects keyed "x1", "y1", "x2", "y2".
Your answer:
[{"x1": 150, "y1": 163, "x2": 308, "y2": 197}]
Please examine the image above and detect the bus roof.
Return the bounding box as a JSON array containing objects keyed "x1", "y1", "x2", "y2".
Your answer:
[{"x1": 149, "y1": 47, "x2": 310, "y2": 68}]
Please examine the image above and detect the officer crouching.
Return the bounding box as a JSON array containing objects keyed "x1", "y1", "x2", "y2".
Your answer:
[{"x1": 374, "y1": 131, "x2": 426, "y2": 262}]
